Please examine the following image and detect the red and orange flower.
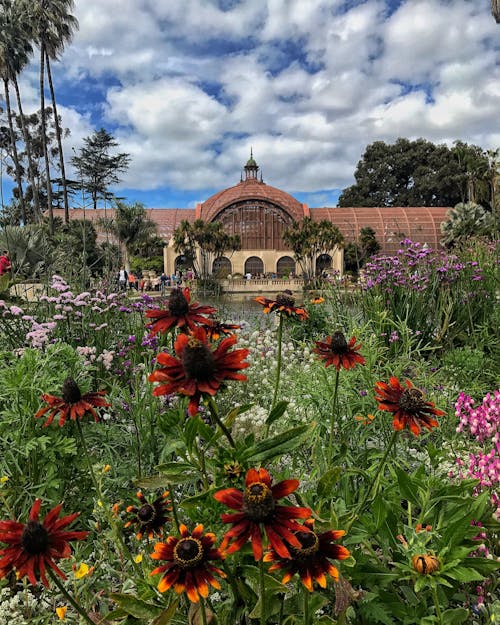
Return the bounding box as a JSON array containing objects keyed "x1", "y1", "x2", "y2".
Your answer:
[
  {"x1": 374, "y1": 377, "x2": 444, "y2": 436},
  {"x1": 0, "y1": 499, "x2": 88, "y2": 587},
  {"x1": 254, "y1": 290, "x2": 308, "y2": 320},
  {"x1": 264, "y1": 518, "x2": 350, "y2": 591},
  {"x1": 146, "y1": 287, "x2": 215, "y2": 335},
  {"x1": 125, "y1": 491, "x2": 170, "y2": 540},
  {"x1": 150, "y1": 523, "x2": 226, "y2": 602},
  {"x1": 34, "y1": 378, "x2": 110, "y2": 427},
  {"x1": 149, "y1": 326, "x2": 249, "y2": 416},
  {"x1": 313, "y1": 332, "x2": 366, "y2": 371},
  {"x1": 214, "y1": 467, "x2": 312, "y2": 560},
  {"x1": 206, "y1": 320, "x2": 241, "y2": 341}
]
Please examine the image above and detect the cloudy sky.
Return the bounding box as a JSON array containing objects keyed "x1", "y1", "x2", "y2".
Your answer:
[{"x1": 9, "y1": 0, "x2": 500, "y2": 208}]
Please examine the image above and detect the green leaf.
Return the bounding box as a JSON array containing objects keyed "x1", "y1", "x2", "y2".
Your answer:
[
  {"x1": 443, "y1": 567, "x2": 484, "y2": 583},
  {"x1": 442, "y1": 608, "x2": 469, "y2": 625},
  {"x1": 109, "y1": 593, "x2": 161, "y2": 619},
  {"x1": 317, "y1": 467, "x2": 342, "y2": 499},
  {"x1": 241, "y1": 423, "x2": 314, "y2": 463},
  {"x1": 225, "y1": 403, "x2": 253, "y2": 429},
  {"x1": 135, "y1": 475, "x2": 170, "y2": 490},
  {"x1": 151, "y1": 599, "x2": 179, "y2": 625},
  {"x1": 266, "y1": 400, "x2": 288, "y2": 426},
  {"x1": 154, "y1": 461, "x2": 199, "y2": 483},
  {"x1": 395, "y1": 468, "x2": 420, "y2": 506}
]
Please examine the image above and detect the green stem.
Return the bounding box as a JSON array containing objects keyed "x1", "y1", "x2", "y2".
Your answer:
[
  {"x1": 432, "y1": 584, "x2": 443, "y2": 625},
  {"x1": 47, "y1": 568, "x2": 96, "y2": 625},
  {"x1": 303, "y1": 584, "x2": 311, "y2": 625},
  {"x1": 327, "y1": 369, "x2": 341, "y2": 466},
  {"x1": 349, "y1": 430, "x2": 399, "y2": 529},
  {"x1": 199, "y1": 597, "x2": 208, "y2": 625},
  {"x1": 270, "y1": 315, "x2": 284, "y2": 414},
  {"x1": 259, "y1": 558, "x2": 267, "y2": 625},
  {"x1": 207, "y1": 396, "x2": 235, "y2": 448},
  {"x1": 168, "y1": 484, "x2": 181, "y2": 533}
]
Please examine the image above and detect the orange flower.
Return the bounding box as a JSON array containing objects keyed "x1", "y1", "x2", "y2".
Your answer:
[
  {"x1": 354, "y1": 414, "x2": 375, "y2": 425},
  {"x1": 146, "y1": 287, "x2": 215, "y2": 335},
  {"x1": 125, "y1": 492, "x2": 170, "y2": 540},
  {"x1": 412, "y1": 554, "x2": 440, "y2": 574},
  {"x1": 313, "y1": 332, "x2": 366, "y2": 371},
  {"x1": 374, "y1": 377, "x2": 444, "y2": 436},
  {"x1": 150, "y1": 524, "x2": 226, "y2": 602},
  {"x1": 254, "y1": 290, "x2": 308, "y2": 320},
  {"x1": 34, "y1": 378, "x2": 110, "y2": 427},
  {"x1": 0, "y1": 499, "x2": 88, "y2": 587},
  {"x1": 214, "y1": 468, "x2": 312, "y2": 560}
]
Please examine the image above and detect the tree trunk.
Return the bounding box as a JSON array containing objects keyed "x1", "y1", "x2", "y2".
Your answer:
[
  {"x1": 12, "y1": 77, "x2": 42, "y2": 223},
  {"x1": 492, "y1": 0, "x2": 500, "y2": 23},
  {"x1": 40, "y1": 45, "x2": 54, "y2": 234},
  {"x1": 46, "y1": 51, "x2": 69, "y2": 223},
  {"x1": 3, "y1": 78, "x2": 26, "y2": 223}
]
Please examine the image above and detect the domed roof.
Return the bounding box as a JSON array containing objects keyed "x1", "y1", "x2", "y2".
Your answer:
[{"x1": 198, "y1": 177, "x2": 307, "y2": 223}]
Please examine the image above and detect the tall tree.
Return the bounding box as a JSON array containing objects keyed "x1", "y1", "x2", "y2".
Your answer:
[
  {"x1": 71, "y1": 129, "x2": 131, "y2": 209},
  {"x1": 338, "y1": 138, "x2": 491, "y2": 208},
  {"x1": 98, "y1": 201, "x2": 157, "y2": 270},
  {"x1": 283, "y1": 217, "x2": 344, "y2": 281},
  {"x1": 0, "y1": 0, "x2": 41, "y2": 222},
  {"x1": 29, "y1": 0, "x2": 78, "y2": 226}
]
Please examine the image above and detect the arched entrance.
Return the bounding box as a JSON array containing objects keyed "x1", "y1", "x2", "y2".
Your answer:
[
  {"x1": 316, "y1": 254, "x2": 332, "y2": 275},
  {"x1": 277, "y1": 256, "x2": 295, "y2": 277},
  {"x1": 244, "y1": 256, "x2": 264, "y2": 277},
  {"x1": 212, "y1": 256, "x2": 232, "y2": 277}
]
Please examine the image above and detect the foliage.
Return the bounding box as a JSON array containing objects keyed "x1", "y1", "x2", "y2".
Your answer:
[
  {"x1": 0, "y1": 224, "x2": 52, "y2": 279},
  {"x1": 283, "y1": 217, "x2": 344, "y2": 282},
  {"x1": 441, "y1": 203, "x2": 495, "y2": 247},
  {"x1": 338, "y1": 138, "x2": 492, "y2": 208},
  {"x1": 344, "y1": 226, "x2": 381, "y2": 275},
  {"x1": 71, "y1": 128, "x2": 131, "y2": 209}
]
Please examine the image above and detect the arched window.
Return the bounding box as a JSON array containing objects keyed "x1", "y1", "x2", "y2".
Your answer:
[
  {"x1": 244, "y1": 256, "x2": 264, "y2": 277},
  {"x1": 276, "y1": 256, "x2": 295, "y2": 277},
  {"x1": 212, "y1": 256, "x2": 232, "y2": 277},
  {"x1": 316, "y1": 254, "x2": 332, "y2": 274}
]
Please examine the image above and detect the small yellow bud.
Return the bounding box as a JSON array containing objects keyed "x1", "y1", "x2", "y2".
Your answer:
[
  {"x1": 56, "y1": 606, "x2": 67, "y2": 620},
  {"x1": 102, "y1": 464, "x2": 111, "y2": 473},
  {"x1": 134, "y1": 554, "x2": 143, "y2": 563},
  {"x1": 0, "y1": 476, "x2": 9, "y2": 483}
]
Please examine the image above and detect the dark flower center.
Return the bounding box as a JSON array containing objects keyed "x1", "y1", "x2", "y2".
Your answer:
[
  {"x1": 62, "y1": 378, "x2": 82, "y2": 404},
  {"x1": 399, "y1": 388, "x2": 426, "y2": 413},
  {"x1": 21, "y1": 520, "x2": 49, "y2": 555},
  {"x1": 330, "y1": 332, "x2": 348, "y2": 354},
  {"x1": 173, "y1": 537, "x2": 203, "y2": 568},
  {"x1": 243, "y1": 482, "x2": 275, "y2": 521},
  {"x1": 182, "y1": 338, "x2": 216, "y2": 381},
  {"x1": 276, "y1": 290, "x2": 295, "y2": 308},
  {"x1": 137, "y1": 504, "x2": 155, "y2": 523},
  {"x1": 291, "y1": 530, "x2": 319, "y2": 558},
  {"x1": 168, "y1": 289, "x2": 189, "y2": 317}
]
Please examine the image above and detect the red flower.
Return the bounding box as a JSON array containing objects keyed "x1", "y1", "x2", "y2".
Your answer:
[
  {"x1": 214, "y1": 468, "x2": 312, "y2": 560},
  {"x1": 125, "y1": 491, "x2": 170, "y2": 540},
  {"x1": 206, "y1": 320, "x2": 242, "y2": 341},
  {"x1": 149, "y1": 326, "x2": 249, "y2": 416},
  {"x1": 150, "y1": 524, "x2": 226, "y2": 602},
  {"x1": 264, "y1": 519, "x2": 350, "y2": 591},
  {"x1": 254, "y1": 290, "x2": 308, "y2": 320},
  {"x1": 34, "y1": 378, "x2": 110, "y2": 427},
  {"x1": 146, "y1": 287, "x2": 215, "y2": 335},
  {"x1": 0, "y1": 499, "x2": 88, "y2": 587},
  {"x1": 374, "y1": 377, "x2": 445, "y2": 436},
  {"x1": 313, "y1": 332, "x2": 366, "y2": 370}
]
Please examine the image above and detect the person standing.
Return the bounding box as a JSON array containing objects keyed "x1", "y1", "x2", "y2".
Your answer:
[
  {"x1": 0, "y1": 251, "x2": 11, "y2": 276},
  {"x1": 118, "y1": 267, "x2": 128, "y2": 291}
]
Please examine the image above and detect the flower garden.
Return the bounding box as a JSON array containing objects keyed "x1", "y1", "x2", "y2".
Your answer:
[{"x1": 0, "y1": 237, "x2": 498, "y2": 625}]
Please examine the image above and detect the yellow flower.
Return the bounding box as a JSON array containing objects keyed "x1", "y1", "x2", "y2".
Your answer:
[
  {"x1": 134, "y1": 553, "x2": 143, "y2": 563},
  {"x1": 102, "y1": 464, "x2": 111, "y2": 473},
  {"x1": 0, "y1": 476, "x2": 9, "y2": 484},
  {"x1": 56, "y1": 606, "x2": 67, "y2": 620},
  {"x1": 74, "y1": 562, "x2": 90, "y2": 579}
]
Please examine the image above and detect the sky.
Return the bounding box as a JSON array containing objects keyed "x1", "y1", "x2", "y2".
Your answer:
[{"x1": 5, "y1": 0, "x2": 500, "y2": 209}]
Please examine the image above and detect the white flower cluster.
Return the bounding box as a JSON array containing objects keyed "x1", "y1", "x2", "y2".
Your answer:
[
  {"x1": 0, "y1": 587, "x2": 64, "y2": 625},
  {"x1": 233, "y1": 405, "x2": 268, "y2": 440}
]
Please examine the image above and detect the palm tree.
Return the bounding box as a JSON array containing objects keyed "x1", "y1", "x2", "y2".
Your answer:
[
  {"x1": 0, "y1": 0, "x2": 41, "y2": 222},
  {"x1": 441, "y1": 202, "x2": 494, "y2": 247},
  {"x1": 98, "y1": 201, "x2": 158, "y2": 270},
  {"x1": 29, "y1": 0, "x2": 78, "y2": 231}
]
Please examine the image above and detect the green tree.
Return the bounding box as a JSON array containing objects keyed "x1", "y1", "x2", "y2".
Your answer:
[
  {"x1": 0, "y1": 223, "x2": 52, "y2": 278},
  {"x1": 344, "y1": 226, "x2": 381, "y2": 274},
  {"x1": 283, "y1": 217, "x2": 344, "y2": 281},
  {"x1": 29, "y1": 0, "x2": 78, "y2": 226},
  {"x1": 71, "y1": 128, "x2": 131, "y2": 209},
  {"x1": 173, "y1": 219, "x2": 241, "y2": 279},
  {"x1": 440, "y1": 202, "x2": 494, "y2": 247},
  {"x1": 338, "y1": 138, "x2": 490, "y2": 208},
  {"x1": 98, "y1": 201, "x2": 157, "y2": 270}
]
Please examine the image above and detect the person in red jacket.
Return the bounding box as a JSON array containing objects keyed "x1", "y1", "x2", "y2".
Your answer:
[{"x1": 0, "y1": 251, "x2": 11, "y2": 276}]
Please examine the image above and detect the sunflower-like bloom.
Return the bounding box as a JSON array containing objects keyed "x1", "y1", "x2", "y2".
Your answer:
[
  {"x1": 206, "y1": 320, "x2": 241, "y2": 341},
  {"x1": 125, "y1": 491, "x2": 170, "y2": 540},
  {"x1": 313, "y1": 331, "x2": 366, "y2": 371},
  {"x1": 149, "y1": 326, "x2": 249, "y2": 416},
  {"x1": 264, "y1": 518, "x2": 350, "y2": 591},
  {"x1": 374, "y1": 377, "x2": 445, "y2": 436},
  {"x1": 254, "y1": 290, "x2": 308, "y2": 320},
  {"x1": 0, "y1": 499, "x2": 89, "y2": 587},
  {"x1": 150, "y1": 523, "x2": 226, "y2": 602},
  {"x1": 146, "y1": 287, "x2": 215, "y2": 335},
  {"x1": 34, "y1": 378, "x2": 110, "y2": 427},
  {"x1": 214, "y1": 467, "x2": 312, "y2": 560}
]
